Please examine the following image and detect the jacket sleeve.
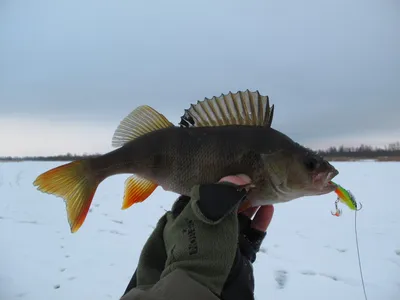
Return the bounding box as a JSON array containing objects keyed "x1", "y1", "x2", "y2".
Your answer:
[
  {"x1": 119, "y1": 269, "x2": 220, "y2": 300},
  {"x1": 159, "y1": 184, "x2": 246, "y2": 297}
]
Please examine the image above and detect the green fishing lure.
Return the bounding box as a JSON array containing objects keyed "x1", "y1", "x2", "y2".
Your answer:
[{"x1": 330, "y1": 181, "x2": 362, "y2": 216}]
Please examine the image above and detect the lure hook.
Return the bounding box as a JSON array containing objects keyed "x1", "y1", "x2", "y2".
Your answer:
[{"x1": 331, "y1": 198, "x2": 342, "y2": 217}]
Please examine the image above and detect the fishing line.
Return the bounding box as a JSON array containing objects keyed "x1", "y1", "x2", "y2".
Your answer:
[
  {"x1": 330, "y1": 182, "x2": 368, "y2": 300},
  {"x1": 354, "y1": 208, "x2": 368, "y2": 300}
]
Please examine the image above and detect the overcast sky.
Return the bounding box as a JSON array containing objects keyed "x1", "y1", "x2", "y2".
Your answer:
[{"x1": 0, "y1": 0, "x2": 399, "y2": 156}]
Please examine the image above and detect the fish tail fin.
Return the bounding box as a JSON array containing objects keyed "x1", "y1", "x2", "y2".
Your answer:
[{"x1": 33, "y1": 159, "x2": 100, "y2": 233}]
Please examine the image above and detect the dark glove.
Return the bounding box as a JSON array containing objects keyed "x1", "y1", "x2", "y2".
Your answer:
[{"x1": 122, "y1": 182, "x2": 267, "y2": 300}]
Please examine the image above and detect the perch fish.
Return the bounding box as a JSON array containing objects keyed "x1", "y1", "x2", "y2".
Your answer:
[{"x1": 33, "y1": 90, "x2": 339, "y2": 232}]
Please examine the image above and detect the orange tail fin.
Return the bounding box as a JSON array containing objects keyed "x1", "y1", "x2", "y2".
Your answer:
[{"x1": 33, "y1": 160, "x2": 100, "y2": 233}]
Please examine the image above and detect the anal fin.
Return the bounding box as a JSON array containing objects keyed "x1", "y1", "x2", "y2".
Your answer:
[{"x1": 122, "y1": 176, "x2": 158, "y2": 209}]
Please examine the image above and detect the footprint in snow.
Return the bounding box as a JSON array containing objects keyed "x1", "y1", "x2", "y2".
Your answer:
[
  {"x1": 336, "y1": 248, "x2": 348, "y2": 253},
  {"x1": 395, "y1": 249, "x2": 400, "y2": 256},
  {"x1": 324, "y1": 245, "x2": 347, "y2": 253},
  {"x1": 259, "y1": 247, "x2": 267, "y2": 254},
  {"x1": 295, "y1": 231, "x2": 308, "y2": 239},
  {"x1": 98, "y1": 229, "x2": 126, "y2": 235},
  {"x1": 274, "y1": 270, "x2": 288, "y2": 289},
  {"x1": 109, "y1": 229, "x2": 125, "y2": 236},
  {"x1": 300, "y1": 270, "x2": 316, "y2": 276},
  {"x1": 301, "y1": 270, "x2": 355, "y2": 285},
  {"x1": 15, "y1": 292, "x2": 28, "y2": 298},
  {"x1": 388, "y1": 258, "x2": 400, "y2": 268},
  {"x1": 53, "y1": 284, "x2": 60, "y2": 289},
  {"x1": 319, "y1": 273, "x2": 339, "y2": 282},
  {"x1": 111, "y1": 219, "x2": 123, "y2": 224},
  {"x1": 17, "y1": 220, "x2": 38, "y2": 224},
  {"x1": 68, "y1": 276, "x2": 76, "y2": 281},
  {"x1": 15, "y1": 171, "x2": 22, "y2": 186},
  {"x1": 60, "y1": 268, "x2": 66, "y2": 272}
]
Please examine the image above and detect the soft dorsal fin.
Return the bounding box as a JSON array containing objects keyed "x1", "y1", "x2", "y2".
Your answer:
[
  {"x1": 179, "y1": 90, "x2": 274, "y2": 128},
  {"x1": 112, "y1": 105, "x2": 174, "y2": 147}
]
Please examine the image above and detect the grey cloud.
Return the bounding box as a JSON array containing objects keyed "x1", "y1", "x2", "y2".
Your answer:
[{"x1": 0, "y1": 0, "x2": 399, "y2": 145}]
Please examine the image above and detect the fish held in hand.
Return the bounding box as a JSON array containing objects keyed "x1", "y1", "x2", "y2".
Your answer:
[{"x1": 33, "y1": 90, "x2": 339, "y2": 233}]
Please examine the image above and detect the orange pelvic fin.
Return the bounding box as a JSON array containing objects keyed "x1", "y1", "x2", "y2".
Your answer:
[
  {"x1": 122, "y1": 175, "x2": 158, "y2": 209},
  {"x1": 33, "y1": 160, "x2": 100, "y2": 233}
]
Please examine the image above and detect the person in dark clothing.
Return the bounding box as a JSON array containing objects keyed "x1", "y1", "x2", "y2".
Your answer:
[{"x1": 120, "y1": 174, "x2": 274, "y2": 300}]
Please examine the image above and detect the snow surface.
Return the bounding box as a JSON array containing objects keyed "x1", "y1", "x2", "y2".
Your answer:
[{"x1": 0, "y1": 161, "x2": 399, "y2": 300}]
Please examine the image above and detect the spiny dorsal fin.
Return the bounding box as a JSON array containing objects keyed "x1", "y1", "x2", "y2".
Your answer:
[
  {"x1": 179, "y1": 90, "x2": 274, "y2": 128},
  {"x1": 112, "y1": 105, "x2": 174, "y2": 147}
]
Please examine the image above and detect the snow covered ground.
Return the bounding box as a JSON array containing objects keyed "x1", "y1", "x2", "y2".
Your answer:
[{"x1": 0, "y1": 161, "x2": 399, "y2": 300}]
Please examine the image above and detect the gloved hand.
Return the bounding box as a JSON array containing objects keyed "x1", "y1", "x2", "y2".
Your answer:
[{"x1": 121, "y1": 174, "x2": 274, "y2": 300}]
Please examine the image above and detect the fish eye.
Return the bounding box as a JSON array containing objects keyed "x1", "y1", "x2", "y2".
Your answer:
[{"x1": 304, "y1": 156, "x2": 319, "y2": 171}]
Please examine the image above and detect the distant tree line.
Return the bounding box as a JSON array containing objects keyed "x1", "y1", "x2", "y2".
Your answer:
[
  {"x1": 316, "y1": 142, "x2": 400, "y2": 160},
  {"x1": 0, "y1": 153, "x2": 102, "y2": 162},
  {"x1": 1, "y1": 142, "x2": 399, "y2": 162}
]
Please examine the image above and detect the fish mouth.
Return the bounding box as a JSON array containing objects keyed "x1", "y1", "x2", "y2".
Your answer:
[{"x1": 310, "y1": 168, "x2": 339, "y2": 195}]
